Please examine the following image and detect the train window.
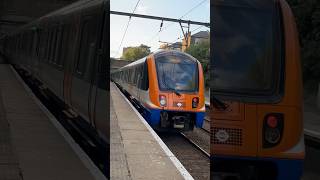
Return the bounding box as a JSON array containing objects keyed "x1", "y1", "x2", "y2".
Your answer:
[
  {"x1": 125, "y1": 70, "x2": 128, "y2": 83},
  {"x1": 126, "y1": 70, "x2": 129, "y2": 83},
  {"x1": 50, "y1": 27, "x2": 58, "y2": 64},
  {"x1": 48, "y1": 29, "x2": 56, "y2": 63},
  {"x1": 137, "y1": 65, "x2": 143, "y2": 87},
  {"x1": 76, "y1": 18, "x2": 97, "y2": 75},
  {"x1": 155, "y1": 54, "x2": 198, "y2": 92},
  {"x1": 133, "y1": 66, "x2": 138, "y2": 85},
  {"x1": 141, "y1": 61, "x2": 149, "y2": 90},
  {"x1": 130, "y1": 69, "x2": 135, "y2": 83},
  {"x1": 55, "y1": 27, "x2": 64, "y2": 66},
  {"x1": 128, "y1": 69, "x2": 131, "y2": 83},
  {"x1": 58, "y1": 25, "x2": 71, "y2": 67},
  {"x1": 31, "y1": 31, "x2": 37, "y2": 58},
  {"x1": 44, "y1": 30, "x2": 50, "y2": 61},
  {"x1": 29, "y1": 32, "x2": 33, "y2": 56},
  {"x1": 40, "y1": 30, "x2": 47, "y2": 60},
  {"x1": 212, "y1": 0, "x2": 282, "y2": 97},
  {"x1": 44, "y1": 30, "x2": 51, "y2": 62},
  {"x1": 127, "y1": 69, "x2": 131, "y2": 83}
]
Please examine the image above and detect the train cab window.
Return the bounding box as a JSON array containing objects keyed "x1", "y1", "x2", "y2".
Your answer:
[
  {"x1": 211, "y1": 0, "x2": 283, "y2": 100},
  {"x1": 155, "y1": 54, "x2": 198, "y2": 92}
]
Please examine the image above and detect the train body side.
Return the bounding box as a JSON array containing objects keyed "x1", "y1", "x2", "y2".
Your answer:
[{"x1": 0, "y1": 0, "x2": 110, "y2": 143}]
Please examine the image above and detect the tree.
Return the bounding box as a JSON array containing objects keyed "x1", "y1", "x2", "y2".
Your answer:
[
  {"x1": 287, "y1": 0, "x2": 320, "y2": 94},
  {"x1": 121, "y1": 44, "x2": 151, "y2": 61},
  {"x1": 185, "y1": 40, "x2": 210, "y2": 87}
]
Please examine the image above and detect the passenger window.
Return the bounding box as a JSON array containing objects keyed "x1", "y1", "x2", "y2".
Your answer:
[
  {"x1": 55, "y1": 27, "x2": 63, "y2": 66},
  {"x1": 76, "y1": 17, "x2": 97, "y2": 75},
  {"x1": 141, "y1": 61, "x2": 149, "y2": 90},
  {"x1": 51, "y1": 28, "x2": 58, "y2": 64}
]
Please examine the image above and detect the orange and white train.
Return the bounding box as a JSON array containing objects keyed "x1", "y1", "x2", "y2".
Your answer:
[
  {"x1": 211, "y1": 0, "x2": 304, "y2": 179},
  {"x1": 111, "y1": 50, "x2": 205, "y2": 131}
]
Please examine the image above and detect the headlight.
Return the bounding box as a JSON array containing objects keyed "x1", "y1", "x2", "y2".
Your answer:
[{"x1": 159, "y1": 95, "x2": 167, "y2": 106}]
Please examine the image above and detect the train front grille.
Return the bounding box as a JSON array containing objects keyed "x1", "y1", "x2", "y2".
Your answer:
[{"x1": 212, "y1": 127, "x2": 242, "y2": 146}]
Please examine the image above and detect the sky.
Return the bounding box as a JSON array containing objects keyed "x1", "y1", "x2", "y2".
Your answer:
[{"x1": 110, "y1": 0, "x2": 210, "y2": 58}]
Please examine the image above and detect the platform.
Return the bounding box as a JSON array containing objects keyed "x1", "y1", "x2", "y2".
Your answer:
[
  {"x1": 304, "y1": 103, "x2": 320, "y2": 140},
  {"x1": 0, "y1": 63, "x2": 103, "y2": 180},
  {"x1": 110, "y1": 82, "x2": 187, "y2": 180}
]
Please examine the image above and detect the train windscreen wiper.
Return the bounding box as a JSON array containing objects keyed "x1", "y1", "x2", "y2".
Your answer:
[
  {"x1": 169, "y1": 87, "x2": 181, "y2": 96},
  {"x1": 212, "y1": 96, "x2": 228, "y2": 110},
  {"x1": 162, "y1": 73, "x2": 181, "y2": 96}
]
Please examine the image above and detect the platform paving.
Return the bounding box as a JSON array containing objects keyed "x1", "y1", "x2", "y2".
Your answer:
[
  {"x1": 110, "y1": 82, "x2": 184, "y2": 180},
  {"x1": 0, "y1": 63, "x2": 97, "y2": 180},
  {"x1": 304, "y1": 103, "x2": 320, "y2": 140}
]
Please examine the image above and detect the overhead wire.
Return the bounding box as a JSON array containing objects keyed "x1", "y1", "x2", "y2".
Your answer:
[
  {"x1": 145, "y1": 0, "x2": 208, "y2": 45},
  {"x1": 169, "y1": 25, "x2": 206, "y2": 44},
  {"x1": 115, "y1": 0, "x2": 141, "y2": 57}
]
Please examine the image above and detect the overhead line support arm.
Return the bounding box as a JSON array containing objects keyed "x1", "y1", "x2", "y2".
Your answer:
[{"x1": 110, "y1": 11, "x2": 210, "y2": 27}]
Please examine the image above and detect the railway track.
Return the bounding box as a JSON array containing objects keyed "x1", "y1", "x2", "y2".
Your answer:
[
  {"x1": 201, "y1": 117, "x2": 211, "y2": 134},
  {"x1": 204, "y1": 116, "x2": 210, "y2": 122},
  {"x1": 159, "y1": 132, "x2": 210, "y2": 180},
  {"x1": 180, "y1": 132, "x2": 210, "y2": 157},
  {"x1": 201, "y1": 126, "x2": 211, "y2": 134},
  {"x1": 117, "y1": 84, "x2": 210, "y2": 180}
]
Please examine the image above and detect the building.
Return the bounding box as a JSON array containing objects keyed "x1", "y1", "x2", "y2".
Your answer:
[
  {"x1": 190, "y1": 31, "x2": 210, "y2": 45},
  {"x1": 160, "y1": 31, "x2": 210, "y2": 52},
  {"x1": 159, "y1": 42, "x2": 182, "y2": 51},
  {"x1": 110, "y1": 57, "x2": 133, "y2": 73}
]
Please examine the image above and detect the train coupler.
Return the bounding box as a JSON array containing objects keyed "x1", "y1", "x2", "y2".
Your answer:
[{"x1": 172, "y1": 116, "x2": 187, "y2": 129}]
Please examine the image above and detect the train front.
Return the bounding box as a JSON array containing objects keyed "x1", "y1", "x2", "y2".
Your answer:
[
  {"x1": 211, "y1": 0, "x2": 304, "y2": 179},
  {"x1": 146, "y1": 50, "x2": 205, "y2": 131}
]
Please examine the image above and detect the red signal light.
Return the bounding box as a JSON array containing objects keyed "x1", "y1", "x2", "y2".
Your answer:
[
  {"x1": 193, "y1": 97, "x2": 199, "y2": 102},
  {"x1": 159, "y1": 95, "x2": 167, "y2": 106},
  {"x1": 267, "y1": 115, "x2": 278, "y2": 128},
  {"x1": 192, "y1": 97, "x2": 199, "y2": 108}
]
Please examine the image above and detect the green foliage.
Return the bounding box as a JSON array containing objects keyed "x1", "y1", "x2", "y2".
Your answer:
[
  {"x1": 121, "y1": 44, "x2": 151, "y2": 61},
  {"x1": 287, "y1": 0, "x2": 320, "y2": 93},
  {"x1": 185, "y1": 40, "x2": 210, "y2": 88}
]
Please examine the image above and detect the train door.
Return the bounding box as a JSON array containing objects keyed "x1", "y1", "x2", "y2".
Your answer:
[
  {"x1": 88, "y1": 2, "x2": 109, "y2": 176},
  {"x1": 63, "y1": 21, "x2": 78, "y2": 107},
  {"x1": 70, "y1": 11, "x2": 99, "y2": 125},
  {"x1": 90, "y1": 2, "x2": 109, "y2": 142}
]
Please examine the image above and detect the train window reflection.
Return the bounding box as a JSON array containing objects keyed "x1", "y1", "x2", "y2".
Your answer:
[
  {"x1": 212, "y1": 0, "x2": 281, "y2": 95},
  {"x1": 156, "y1": 55, "x2": 198, "y2": 92}
]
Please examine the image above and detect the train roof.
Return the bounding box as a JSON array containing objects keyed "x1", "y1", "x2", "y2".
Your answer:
[
  {"x1": 4, "y1": 0, "x2": 107, "y2": 37},
  {"x1": 115, "y1": 50, "x2": 199, "y2": 72},
  {"x1": 152, "y1": 50, "x2": 198, "y2": 62}
]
